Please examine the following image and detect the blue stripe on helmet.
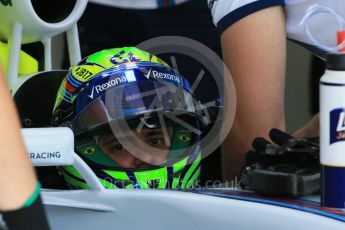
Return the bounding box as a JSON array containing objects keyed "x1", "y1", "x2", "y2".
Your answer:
[
  {"x1": 126, "y1": 171, "x2": 141, "y2": 188},
  {"x1": 67, "y1": 74, "x2": 82, "y2": 87},
  {"x1": 62, "y1": 88, "x2": 72, "y2": 100},
  {"x1": 167, "y1": 166, "x2": 174, "y2": 189}
]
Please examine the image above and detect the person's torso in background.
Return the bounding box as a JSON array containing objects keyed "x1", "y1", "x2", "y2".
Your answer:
[{"x1": 89, "y1": 0, "x2": 190, "y2": 9}]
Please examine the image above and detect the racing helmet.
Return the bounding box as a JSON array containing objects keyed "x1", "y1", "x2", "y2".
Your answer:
[{"x1": 52, "y1": 47, "x2": 206, "y2": 189}]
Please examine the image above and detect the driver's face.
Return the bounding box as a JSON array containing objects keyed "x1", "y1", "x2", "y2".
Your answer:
[{"x1": 98, "y1": 128, "x2": 171, "y2": 168}]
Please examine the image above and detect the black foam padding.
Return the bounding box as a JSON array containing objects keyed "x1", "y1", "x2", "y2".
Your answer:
[
  {"x1": 269, "y1": 128, "x2": 293, "y2": 146},
  {"x1": 14, "y1": 70, "x2": 67, "y2": 128},
  {"x1": 326, "y1": 53, "x2": 345, "y2": 71},
  {"x1": 251, "y1": 168, "x2": 320, "y2": 197},
  {"x1": 252, "y1": 137, "x2": 270, "y2": 152}
]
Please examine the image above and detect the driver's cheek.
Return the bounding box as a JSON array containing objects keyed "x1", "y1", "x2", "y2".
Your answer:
[
  {"x1": 131, "y1": 141, "x2": 154, "y2": 163},
  {"x1": 150, "y1": 147, "x2": 169, "y2": 165},
  {"x1": 138, "y1": 141, "x2": 169, "y2": 165}
]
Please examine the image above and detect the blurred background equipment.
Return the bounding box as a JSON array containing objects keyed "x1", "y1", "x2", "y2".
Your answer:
[{"x1": 0, "y1": 0, "x2": 87, "y2": 91}]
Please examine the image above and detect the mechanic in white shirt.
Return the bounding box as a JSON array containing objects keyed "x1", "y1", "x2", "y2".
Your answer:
[{"x1": 209, "y1": 0, "x2": 343, "y2": 180}]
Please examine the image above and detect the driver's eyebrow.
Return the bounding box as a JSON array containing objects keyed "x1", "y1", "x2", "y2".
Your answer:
[
  {"x1": 143, "y1": 129, "x2": 164, "y2": 137},
  {"x1": 102, "y1": 129, "x2": 168, "y2": 145},
  {"x1": 104, "y1": 135, "x2": 119, "y2": 146}
]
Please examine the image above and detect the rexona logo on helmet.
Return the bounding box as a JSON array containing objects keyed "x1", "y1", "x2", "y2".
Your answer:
[{"x1": 52, "y1": 47, "x2": 206, "y2": 189}]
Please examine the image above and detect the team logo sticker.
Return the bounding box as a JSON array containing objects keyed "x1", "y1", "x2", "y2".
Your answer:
[
  {"x1": 144, "y1": 68, "x2": 181, "y2": 83},
  {"x1": 330, "y1": 108, "x2": 345, "y2": 144}
]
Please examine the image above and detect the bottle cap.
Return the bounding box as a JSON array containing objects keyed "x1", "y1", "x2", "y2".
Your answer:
[{"x1": 326, "y1": 53, "x2": 345, "y2": 70}]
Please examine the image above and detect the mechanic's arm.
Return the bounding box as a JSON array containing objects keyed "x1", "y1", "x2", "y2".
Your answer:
[
  {"x1": 0, "y1": 70, "x2": 37, "y2": 210},
  {"x1": 293, "y1": 113, "x2": 319, "y2": 138},
  {"x1": 219, "y1": 6, "x2": 287, "y2": 181},
  {"x1": 0, "y1": 69, "x2": 49, "y2": 229}
]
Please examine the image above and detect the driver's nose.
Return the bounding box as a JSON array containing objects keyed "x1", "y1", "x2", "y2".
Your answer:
[{"x1": 119, "y1": 152, "x2": 147, "y2": 168}]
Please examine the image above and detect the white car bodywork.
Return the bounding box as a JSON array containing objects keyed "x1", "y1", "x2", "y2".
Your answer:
[{"x1": 21, "y1": 128, "x2": 345, "y2": 230}]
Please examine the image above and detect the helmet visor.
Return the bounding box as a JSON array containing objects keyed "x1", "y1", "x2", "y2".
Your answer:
[{"x1": 68, "y1": 64, "x2": 203, "y2": 169}]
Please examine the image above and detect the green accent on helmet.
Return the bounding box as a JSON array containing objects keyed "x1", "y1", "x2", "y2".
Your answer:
[
  {"x1": 99, "y1": 178, "x2": 119, "y2": 189},
  {"x1": 134, "y1": 167, "x2": 168, "y2": 189},
  {"x1": 63, "y1": 165, "x2": 83, "y2": 178},
  {"x1": 173, "y1": 157, "x2": 188, "y2": 173},
  {"x1": 103, "y1": 170, "x2": 130, "y2": 181},
  {"x1": 86, "y1": 47, "x2": 169, "y2": 68},
  {"x1": 125, "y1": 184, "x2": 134, "y2": 189},
  {"x1": 172, "y1": 177, "x2": 180, "y2": 189},
  {"x1": 61, "y1": 169, "x2": 90, "y2": 189},
  {"x1": 60, "y1": 152, "x2": 201, "y2": 190},
  {"x1": 62, "y1": 166, "x2": 120, "y2": 189},
  {"x1": 185, "y1": 167, "x2": 201, "y2": 189},
  {"x1": 181, "y1": 154, "x2": 201, "y2": 189},
  {"x1": 61, "y1": 166, "x2": 120, "y2": 190},
  {"x1": 63, "y1": 161, "x2": 126, "y2": 189}
]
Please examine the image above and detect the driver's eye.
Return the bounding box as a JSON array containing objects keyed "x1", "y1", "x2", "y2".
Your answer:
[
  {"x1": 149, "y1": 138, "x2": 162, "y2": 145},
  {"x1": 112, "y1": 143, "x2": 124, "y2": 151},
  {"x1": 146, "y1": 134, "x2": 167, "y2": 146}
]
